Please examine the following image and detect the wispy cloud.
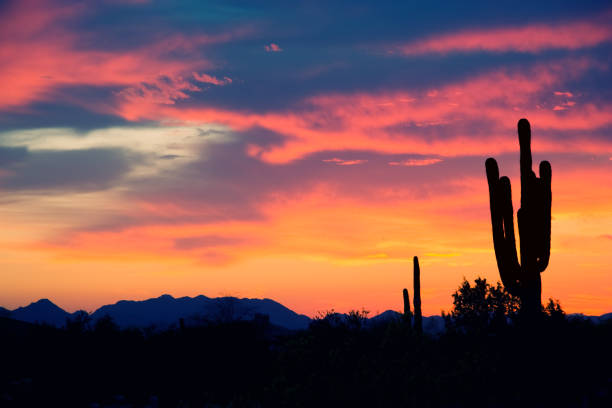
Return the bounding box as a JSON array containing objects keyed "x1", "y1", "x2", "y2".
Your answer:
[
  {"x1": 193, "y1": 72, "x2": 233, "y2": 86},
  {"x1": 389, "y1": 158, "x2": 442, "y2": 167},
  {"x1": 396, "y1": 18, "x2": 612, "y2": 55},
  {"x1": 265, "y1": 43, "x2": 283, "y2": 52},
  {"x1": 322, "y1": 158, "x2": 368, "y2": 166},
  {"x1": 174, "y1": 235, "x2": 244, "y2": 250}
]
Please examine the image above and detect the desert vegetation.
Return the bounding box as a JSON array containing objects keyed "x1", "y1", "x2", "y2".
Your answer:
[{"x1": 1, "y1": 278, "x2": 611, "y2": 407}]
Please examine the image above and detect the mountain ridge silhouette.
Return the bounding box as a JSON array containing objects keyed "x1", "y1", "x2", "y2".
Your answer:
[
  {"x1": 4, "y1": 295, "x2": 610, "y2": 331},
  {"x1": 4, "y1": 294, "x2": 313, "y2": 330}
]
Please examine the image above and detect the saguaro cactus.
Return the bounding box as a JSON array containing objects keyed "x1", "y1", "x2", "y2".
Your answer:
[
  {"x1": 485, "y1": 119, "x2": 551, "y2": 315},
  {"x1": 402, "y1": 288, "x2": 412, "y2": 324},
  {"x1": 413, "y1": 256, "x2": 422, "y2": 333}
]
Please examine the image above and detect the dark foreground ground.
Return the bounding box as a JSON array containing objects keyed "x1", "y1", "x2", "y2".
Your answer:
[{"x1": 1, "y1": 313, "x2": 611, "y2": 408}]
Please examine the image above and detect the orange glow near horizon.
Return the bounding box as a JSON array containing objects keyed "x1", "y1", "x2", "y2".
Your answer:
[
  {"x1": 1, "y1": 0, "x2": 611, "y2": 319},
  {"x1": 2, "y1": 162, "x2": 611, "y2": 316}
]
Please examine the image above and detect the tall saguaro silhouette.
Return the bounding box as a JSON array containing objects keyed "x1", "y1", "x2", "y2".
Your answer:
[
  {"x1": 485, "y1": 119, "x2": 551, "y2": 315},
  {"x1": 413, "y1": 256, "x2": 422, "y2": 333}
]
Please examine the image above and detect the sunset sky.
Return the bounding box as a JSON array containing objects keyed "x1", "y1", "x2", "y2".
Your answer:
[{"x1": 1, "y1": 0, "x2": 611, "y2": 316}]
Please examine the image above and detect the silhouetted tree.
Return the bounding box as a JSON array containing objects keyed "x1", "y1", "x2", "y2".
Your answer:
[
  {"x1": 445, "y1": 277, "x2": 520, "y2": 331},
  {"x1": 93, "y1": 314, "x2": 119, "y2": 334},
  {"x1": 543, "y1": 298, "x2": 565, "y2": 322},
  {"x1": 213, "y1": 297, "x2": 253, "y2": 323},
  {"x1": 65, "y1": 310, "x2": 91, "y2": 334},
  {"x1": 310, "y1": 309, "x2": 342, "y2": 330},
  {"x1": 485, "y1": 118, "x2": 551, "y2": 316},
  {"x1": 346, "y1": 309, "x2": 369, "y2": 331}
]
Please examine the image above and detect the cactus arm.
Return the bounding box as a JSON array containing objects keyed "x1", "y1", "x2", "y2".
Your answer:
[
  {"x1": 498, "y1": 176, "x2": 522, "y2": 293},
  {"x1": 413, "y1": 256, "x2": 422, "y2": 333},
  {"x1": 402, "y1": 288, "x2": 412, "y2": 324},
  {"x1": 485, "y1": 159, "x2": 521, "y2": 295},
  {"x1": 535, "y1": 160, "x2": 551, "y2": 272},
  {"x1": 485, "y1": 158, "x2": 506, "y2": 264}
]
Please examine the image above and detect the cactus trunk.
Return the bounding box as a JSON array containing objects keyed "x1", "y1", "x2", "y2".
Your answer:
[
  {"x1": 485, "y1": 119, "x2": 551, "y2": 316},
  {"x1": 413, "y1": 256, "x2": 422, "y2": 333}
]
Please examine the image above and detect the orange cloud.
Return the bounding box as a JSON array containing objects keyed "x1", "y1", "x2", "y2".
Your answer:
[{"x1": 397, "y1": 18, "x2": 612, "y2": 54}]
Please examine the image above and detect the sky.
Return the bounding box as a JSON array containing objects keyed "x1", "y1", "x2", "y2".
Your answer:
[{"x1": 0, "y1": 0, "x2": 611, "y2": 316}]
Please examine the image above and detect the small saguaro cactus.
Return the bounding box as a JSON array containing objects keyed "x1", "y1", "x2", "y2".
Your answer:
[
  {"x1": 402, "y1": 288, "x2": 412, "y2": 325},
  {"x1": 413, "y1": 256, "x2": 422, "y2": 333},
  {"x1": 485, "y1": 118, "x2": 551, "y2": 315}
]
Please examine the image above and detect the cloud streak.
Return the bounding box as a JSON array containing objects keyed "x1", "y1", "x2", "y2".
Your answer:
[
  {"x1": 396, "y1": 17, "x2": 612, "y2": 55},
  {"x1": 193, "y1": 72, "x2": 233, "y2": 86},
  {"x1": 389, "y1": 158, "x2": 442, "y2": 166},
  {"x1": 0, "y1": 147, "x2": 139, "y2": 192}
]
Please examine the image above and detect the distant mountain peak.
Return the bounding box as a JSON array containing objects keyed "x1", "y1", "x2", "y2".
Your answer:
[
  {"x1": 23, "y1": 298, "x2": 65, "y2": 311},
  {"x1": 10, "y1": 298, "x2": 70, "y2": 327}
]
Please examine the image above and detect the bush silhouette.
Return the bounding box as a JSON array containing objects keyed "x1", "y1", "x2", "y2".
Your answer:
[
  {"x1": 65, "y1": 310, "x2": 91, "y2": 334},
  {"x1": 444, "y1": 277, "x2": 520, "y2": 332}
]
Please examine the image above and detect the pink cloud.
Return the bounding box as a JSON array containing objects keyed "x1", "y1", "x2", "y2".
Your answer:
[
  {"x1": 0, "y1": 0, "x2": 242, "y2": 111},
  {"x1": 397, "y1": 18, "x2": 612, "y2": 55},
  {"x1": 193, "y1": 72, "x2": 233, "y2": 86},
  {"x1": 265, "y1": 43, "x2": 283, "y2": 52},
  {"x1": 322, "y1": 158, "x2": 368, "y2": 166},
  {"x1": 554, "y1": 91, "x2": 574, "y2": 97},
  {"x1": 388, "y1": 158, "x2": 442, "y2": 167},
  {"x1": 115, "y1": 57, "x2": 612, "y2": 163},
  {"x1": 553, "y1": 100, "x2": 577, "y2": 111},
  {"x1": 114, "y1": 76, "x2": 201, "y2": 121}
]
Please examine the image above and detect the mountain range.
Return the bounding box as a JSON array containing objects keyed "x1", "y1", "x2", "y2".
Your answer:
[
  {"x1": 2, "y1": 294, "x2": 312, "y2": 330},
  {"x1": 2, "y1": 295, "x2": 610, "y2": 333}
]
